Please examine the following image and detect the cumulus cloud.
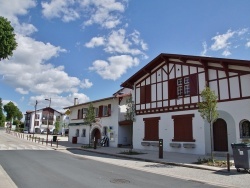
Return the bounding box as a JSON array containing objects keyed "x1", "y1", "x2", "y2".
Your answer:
[
  {"x1": 80, "y1": 79, "x2": 93, "y2": 89},
  {"x1": 30, "y1": 93, "x2": 90, "y2": 112},
  {"x1": 86, "y1": 29, "x2": 147, "y2": 56},
  {"x1": 0, "y1": 34, "x2": 81, "y2": 96},
  {"x1": 201, "y1": 28, "x2": 250, "y2": 57},
  {"x1": 89, "y1": 55, "x2": 139, "y2": 80},
  {"x1": 85, "y1": 37, "x2": 105, "y2": 48},
  {"x1": 41, "y1": 0, "x2": 127, "y2": 28},
  {"x1": 41, "y1": 0, "x2": 80, "y2": 22}
]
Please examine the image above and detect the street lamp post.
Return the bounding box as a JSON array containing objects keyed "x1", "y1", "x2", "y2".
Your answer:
[
  {"x1": 45, "y1": 98, "x2": 51, "y2": 145},
  {"x1": 33, "y1": 100, "x2": 38, "y2": 137}
]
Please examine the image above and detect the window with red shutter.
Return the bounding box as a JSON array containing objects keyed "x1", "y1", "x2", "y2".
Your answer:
[
  {"x1": 99, "y1": 106, "x2": 103, "y2": 117},
  {"x1": 172, "y1": 114, "x2": 195, "y2": 142},
  {"x1": 143, "y1": 117, "x2": 160, "y2": 141},
  {"x1": 168, "y1": 78, "x2": 177, "y2": 99},
  {"x1": 140, "y1": 85, "x2": 151, "y2": 104}
]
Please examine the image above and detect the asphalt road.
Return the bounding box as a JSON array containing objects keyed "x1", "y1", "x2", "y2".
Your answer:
[
  {"x1": 0, "y1": 130, "x2": 223, "y2": 188},
  {"x1": 0, "y1": 150, "x2": 221, "y2": 188}
]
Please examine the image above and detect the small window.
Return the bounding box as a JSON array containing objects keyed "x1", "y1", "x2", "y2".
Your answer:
[
  {"x1": 95, "y1": 108, "x2": 99, "y2": 117},
  {"x1": 184, "y1": 77, "x2": 189, "y2": 84},
  {"x1": 103, "y1": 106, "x2": 108, "y2": 116},
  {"x1": 76, "y1": 129, "x2": 79, "y2": 137},
  {"x1": 184, "y1": 85, "x2": 190, "y2": 95},
  {"x1": 240, "y1": 120, "x2": 250, "y2": 138},
  {"x1": 177, "y1": 78, "x2": 182, "y2": 86},
  {"x1": 82, "y1": 129, "x2": 86, "y2": 137}
]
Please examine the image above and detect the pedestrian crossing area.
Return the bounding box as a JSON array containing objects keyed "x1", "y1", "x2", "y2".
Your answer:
[{"x1": 0, "y1": 143, "x2": 54, "y2": 151}]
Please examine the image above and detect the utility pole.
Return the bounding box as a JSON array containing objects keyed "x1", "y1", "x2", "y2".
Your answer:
[{"x1": 33, "y1": 100, "x2": 38, "y2": 137}]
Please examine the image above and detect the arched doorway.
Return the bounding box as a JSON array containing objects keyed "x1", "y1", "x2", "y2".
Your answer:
[
  {"x1": 92, "y1": 128, "x2": 101, "y2": 143},
  {"x1": 213, "y1": 118, "x2": 228, "y2": 151}
]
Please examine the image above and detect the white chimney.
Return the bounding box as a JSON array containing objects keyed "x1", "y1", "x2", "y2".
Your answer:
[{"x1": 74, "y1": 98, "x2": 78, "y2": 105}]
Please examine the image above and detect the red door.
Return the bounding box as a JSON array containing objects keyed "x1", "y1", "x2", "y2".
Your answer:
[
  {"x1": 93, "y1": 129, "x2": 101, "y2": 140},
  {"x1": 213, "y1": 118, "x2": 228, "y2": 151}
]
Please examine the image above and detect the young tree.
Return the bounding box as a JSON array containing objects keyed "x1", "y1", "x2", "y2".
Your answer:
[
  {"x1": 197, "y1": 87, "x2": 219, "y2": 161},
  {"x1": 0, "y1": 16, "x2": 17, "y2": 60},
  {"x1": 54, "y1": 121, "x2": 60, "y2": 134},
  {"x1": 0, "y1": 98, "x2": 6, "y2": 127},
  {"x1": 84, "y1": 103, "x2": 96, "y2": 147}
]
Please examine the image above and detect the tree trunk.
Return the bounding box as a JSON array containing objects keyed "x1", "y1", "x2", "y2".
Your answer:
[{"x1": 209, "y1": 122, "x2": 214, "y2": 162}]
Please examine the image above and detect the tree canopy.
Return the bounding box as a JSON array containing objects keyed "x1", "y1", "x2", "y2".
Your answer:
[
  {"x1": 0, "y1": 16, "x2": 17, "y2": 60},
  {"x1": 0, "y1": 98, "x2": 6, "y2": 126},
  {"x1": 3, "y1": 101, "x2": 23, "y2": 122}
]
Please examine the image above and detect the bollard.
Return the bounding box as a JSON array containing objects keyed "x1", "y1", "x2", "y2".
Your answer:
[
  {"x1": 51, "y1": 140, "x2": 52, "y2": 147},
  {"x1": 32, "y1": 136, "x2": 34, "y2": 142},
  {"x1": 227, "y1": 153, "x2": 230, "y2": 172},
  {"x1": 57, "y1": 139, "x2": 58, "y2": 148},
  {"x1": 35, "y1": 137, "x2": 37, "y2": 143},
  {"x1": 38, "y1": 137, "x2": 40, "y2": 143},
  {"x1": 42, "y1": 138, "x2": 44, "y2": 145},
  {"x1": 27, "y1": 135, "x2": 28, "y2": 140},
  {"x1": 94, "y1": 137, "x2": 96, "y2": 149},
  {"x1": 159, "y1": 139, "x2": 163, "y2": 159}
]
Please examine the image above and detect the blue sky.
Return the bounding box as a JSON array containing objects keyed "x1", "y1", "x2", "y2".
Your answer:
[{"x1": 1, "y1": 0, "x2": 250, "y2": 114}]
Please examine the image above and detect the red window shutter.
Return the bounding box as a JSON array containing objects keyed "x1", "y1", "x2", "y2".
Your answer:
[
  {"x1": 99, "y1": 106, "x2": 103, "y2": 117},
  {"x1": 108, "y1": 104, "x2": 111, "y2": 116},
  {"x1": 168, "y1": 78, "x2": 177, "y2": 99},
  {"x1": 143, "y1": 117, "x2": 160, "y2": 141},
  {"x1": 140, "y1": 86, "x2": 146, "y2": 104},
  {"x1": 145, "y1": 85, "x2": 151, "y2": 103},
  {"x1": 189, "y1": 74, "x2": 198, "y2": 96}
]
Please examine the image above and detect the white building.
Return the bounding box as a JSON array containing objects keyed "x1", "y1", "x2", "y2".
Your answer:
[
  {"x1": 121, "y1": 53, "x2": 250, "y2": 155},
  {"x1": 64, "y1": 88, "x2": 133, "y2": 147},
  {"x1": 24, "y1": 107, "x2": 64, "y2": 134}
]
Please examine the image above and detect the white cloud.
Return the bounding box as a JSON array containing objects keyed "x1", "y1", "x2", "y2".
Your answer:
[
  {"x1": 80, "y1": 79, "x2": 93, "y2": 89},
  {"x1": 41, "y1": 0, "x2": 80, "y2": 22},
  {"x1": 30, "y1": 93, "x2": 90, "y2": 112},
  {"x1": 41, "y1": 0, "x2": 126, "y2": 28},
  {"x1": 0, "y1": 34, "x2": 82, "y2": 98},
  {"x1": 85, "y1": 37, "x2": 105, "y2": 48},
  {"x1": 246, "y1": 41, "x2": 250, "y2": 48},
  {"x1": 203, "y1": 28, "x2": 250, "y2": 57},
  {"x1": 210, "y1": 30, "x2": 235, "y2": 51},
  {"x1": 89, "y1": 55, "x2": 139, "y2": 80},
  {"x1": 201, "y1": 41, "x2": 208, "y2": 56},
  {"x1": 16, "y1": 88, "x2": 29, "y2": 95},
  {"x1": 86, "y1": 29, "x2": 147, "y2": 57}
]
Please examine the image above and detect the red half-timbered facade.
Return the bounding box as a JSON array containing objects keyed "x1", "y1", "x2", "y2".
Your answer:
[{"x1": 121, "y1": 53, "x2": 250, "y2": 155}]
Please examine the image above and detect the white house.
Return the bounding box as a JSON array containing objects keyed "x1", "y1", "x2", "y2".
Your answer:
[
  {"x1": 64, "y1": 88, "x2": 133, "y2": 147},
  {"x1": 24, "y1": 107, "x2": 64, "y2": 134},
  {"x1": 121, "y1": 53, "x2": 250, "y2": 155}
]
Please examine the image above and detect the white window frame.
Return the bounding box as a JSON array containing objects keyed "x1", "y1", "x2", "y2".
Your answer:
[
  {"x1": 82, "y1": 129, "x2": 86, "y2": 137},
  {"x1": 103, "y1": 105, "x2": 108, "y2": 116},
  {"x1": 95, "y1": 108, "x2": 99, "y2": 117}
]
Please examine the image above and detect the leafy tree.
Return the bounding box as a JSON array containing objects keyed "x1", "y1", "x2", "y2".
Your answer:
[
  {"x1": 0, "y1": 98, "x2": 6, "y2": 127},
  {"x1": 3, "y1": 101, "x2": 23, "y2": 123},
  {"x1": 54, "y1": 121, "x2": 60, "y2": 134},
  {"x1": 197, "y1": 87, "x2": 219, "y2": 162},
  {"x1": 0, "y1": 16, "x2": 17, "y2": 60},
  {"x1": 84, "y1": 103, "x2": 96, "y2": 147}
]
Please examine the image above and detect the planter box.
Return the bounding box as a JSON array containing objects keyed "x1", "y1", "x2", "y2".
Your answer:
[
  {"x1": 170, "y1": 143, "x2": 181, "y2": 148},
  {"x1": 150, "y1": 142, "x2": 159, "y2": 147},
  {"x1": 141, "y1": 142, "x2": 150, "y2": 146},
  {"x1": 183, "y1": 143, "x2": 196, "y2": 148}
]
